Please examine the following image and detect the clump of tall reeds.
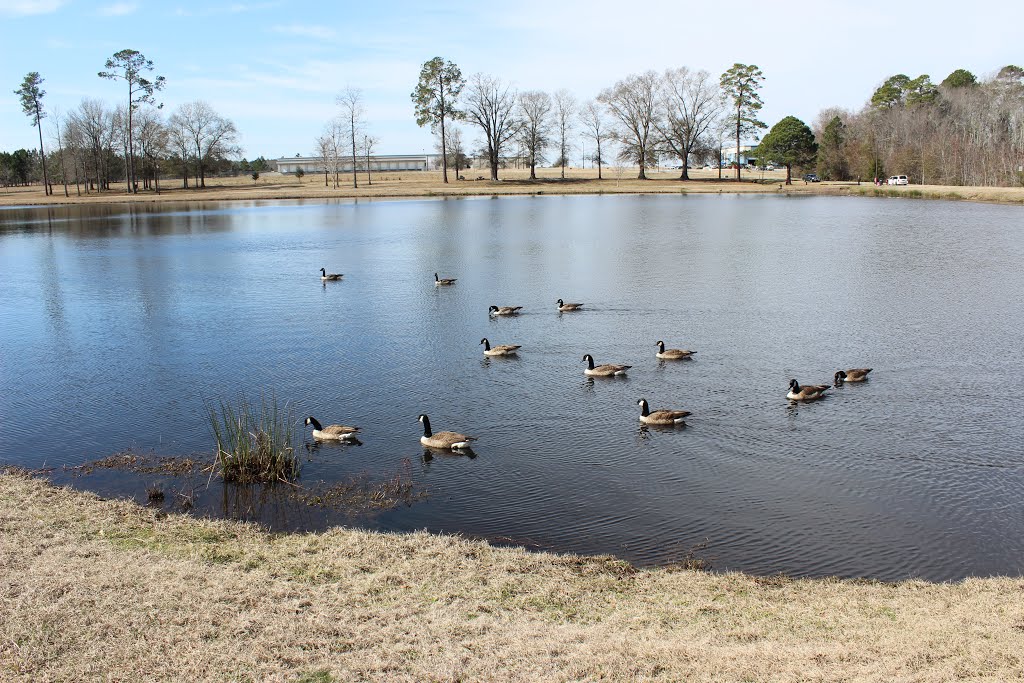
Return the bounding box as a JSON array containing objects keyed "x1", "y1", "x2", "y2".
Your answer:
[{"x1": 206, "y1": 394, "x2": 299, "y2": 483}]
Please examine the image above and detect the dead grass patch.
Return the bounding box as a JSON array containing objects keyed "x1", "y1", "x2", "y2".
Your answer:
[
  {"x1": 61, "y1": 450, "x2": 209, "y2": 476},
  {"x1": 2, "y1": 472, "x2": 1023, "y2": 682},
  {"x1": 5, "y1": 168, "x2": 1020, "y2": 207}
]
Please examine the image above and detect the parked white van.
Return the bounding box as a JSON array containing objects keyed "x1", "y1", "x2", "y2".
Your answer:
[{"x1": 887, "y1": 175, "x2": 909, "y2": 185}]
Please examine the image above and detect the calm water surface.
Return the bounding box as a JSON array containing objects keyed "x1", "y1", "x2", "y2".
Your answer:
[{"x1": 2, "y1": 194, "x2": 1023, "y2": 581}]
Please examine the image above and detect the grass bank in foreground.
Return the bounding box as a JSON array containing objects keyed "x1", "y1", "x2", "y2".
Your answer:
[
  {"x1": 2, "y1": 168, "x2": 1023, "y2": 207},
  {"x1": 1, "y1": 472, "x2": 1021, "y2": 682}
]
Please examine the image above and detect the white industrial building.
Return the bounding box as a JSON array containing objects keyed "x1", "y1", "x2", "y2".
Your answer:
[{"x1": 277, "y1": 154, "x2": 435, "y2": 174}]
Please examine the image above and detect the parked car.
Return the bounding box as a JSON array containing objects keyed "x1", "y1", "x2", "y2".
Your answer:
[
  {"x1": 887, "y1": 175, "x2": 909, "y2": 185},
  {"x1": 803, "y1": 173, "x2": 820, "y2": 182}
]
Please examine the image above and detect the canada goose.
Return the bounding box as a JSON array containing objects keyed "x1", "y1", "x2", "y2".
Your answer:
[
  {"x1": 582, "y1": 354, "x2": 631, "y2": 377},
  {"x1": 434, "y1": 273, "x2": 457, "y2": 286},
  {"x1": 480, "y1": 338, "x2": 521, "y2": 356},
  {"x1": 320, "y1": 268, "x2": 343, "y2": 281},
  {"x1": 556, "y1": 299, "x2": 584, "y2": 311},
  {"x1": 488, "y1": 305, "x2": 523, "y2": 316},
  {"x1": 655, "y1": 340, "x2": 696, "y2": 360},
  {"x1": 787, "y1": 379, "x2": 830, "y2": 401},
  {"x1": 835, "y1": 368, "x2": 873, "y2": 384},
  {"x1": 418, "y1": 414, "x2": 475, "y2": 450},
  {"x1": 637, "y1": 398, "x2": 690, "y2": 425},
  {"x1": 304, "y1": 416, "x2": 360, "y2": 441}
]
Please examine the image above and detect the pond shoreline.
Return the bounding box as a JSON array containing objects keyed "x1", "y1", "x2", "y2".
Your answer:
[
  {"x1": 2, "y1": 471, "x2": 1021, "y2": 681},
  {"x1": 3, "y1": 169, "x2": 1023, "y2": 208}
]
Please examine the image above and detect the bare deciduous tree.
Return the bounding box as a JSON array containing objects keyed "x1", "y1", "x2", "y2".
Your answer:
[
  {"x1": 435, "y1": 126, "x2": 468, "y2": 176},
  {"x1": 168, "y1": 101, "x2": 239, "y2": 188},
  {"x1": 362, "y1": 135, "x2": 378, "y2": 185},
  {"x1": 553, "y1": 89, "x2": 576, "y2": 179},
  {"x1": 336, "y1": 87, "x2": 363, "y2": 189},
  {"x1": 598, "y1": 71, "x2": 660, "y2": 179},
  {"x1": 579, "y1": 101, "x2": 613, "y2": 179},
  {"x1": 68, "y1": 98, "x2": 117, "y2": 191},
  {"x1": 316, "y1": 118, "x2": 346, "y2": 189},
  {"x1": 464, "y1": 73, "x2": 520, "y2": 181},
  {"x1": 133, "y1": 107, "x2": 167, "y2": 192},
  {"x1": 48, "y1": 109, "x2": 70, "y2": 197},
  {"x1": 656, "y1": 67, "x2": 722, "y2": 180},
  {"x1": 518, "y1": 90, "x2": 552, "y2": 179}
]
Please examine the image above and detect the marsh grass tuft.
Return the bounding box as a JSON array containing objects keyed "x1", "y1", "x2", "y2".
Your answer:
[
  {"x1": 206, "y1": 394, "x2": 299, "y2": 484},
  {"x1": 145, "y1": 485, "x2": 165, "y2": 505}
]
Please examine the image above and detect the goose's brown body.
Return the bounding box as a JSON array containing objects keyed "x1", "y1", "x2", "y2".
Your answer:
[
  {"x1": 835, "y1": 368, "x2": 872, "y2": 383},
  {"x1": 418, "y1": 414, "x2": 475, "y2": 450},
  {"x1": 556, "y1": 299, "x2": 584, "y2": 311},
  {"x1": 305, "y1": 416, "x2": 359, "y2": 441},
  {"x1": 480, "y1": 338, "x2": 521, "y2": 356},
  {"x1": 637, "y1": 399, "x2": 690, "y2": 425},
  {"x1": 655, "y1": 340, "x2": 696, "y2": 360},
  {"x1": 582, "y1": 354, "x2": 630, "y2": 377},
  {"x1": 786, "y1": 380, "x2": 830, "y2": 401}
]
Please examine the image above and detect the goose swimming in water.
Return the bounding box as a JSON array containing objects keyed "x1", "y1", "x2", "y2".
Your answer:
[
  {"x1": 434, "y1": 273, "x2": 457, "y2": 286},
  {"x1": 480, "y1": 338, "x2": 521, "y2": 356},
  {"x1": 556, "y1": 299, "x2": 584, "y2": 311},
  {"x1": 582, "y1": 354, "x2": 631, "y2": 377},
  {"x1": 304, "y1": 416, "x2": 359, "y2": 441},
  {"x1": 655, "y1": 340, "x2": 696, "y2": 360},
  {"x1": 787, "y1": 379, "x2": 830, "y2": 401},
  {"x1": 488, "y1": 305, "x2": 523, "y2": 316},
  {"x1": 636, "y1": 398, "x2": 690, "y2": 425},
  {"x1": 835, "y1": 368, "x2": 872, "y2": 384},
  {"x1": 418, "y1": 414, "x2": 475, "y2": 450}
]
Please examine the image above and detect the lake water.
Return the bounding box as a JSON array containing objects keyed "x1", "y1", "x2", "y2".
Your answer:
[{"x1": 2, "y1": 194, "x2": 1023, "y2": 581}]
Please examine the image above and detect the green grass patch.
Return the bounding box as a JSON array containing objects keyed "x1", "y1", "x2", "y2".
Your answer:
[{"x1": 207, "y1": 394, "x2": 299, "y2": 484}]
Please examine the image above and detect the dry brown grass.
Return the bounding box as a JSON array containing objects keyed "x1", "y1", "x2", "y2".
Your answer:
[
  {"x1": 4, "y1": 167, "x2": 1022, "y2": 207},
  {"x1": 2, "y1": 472, "x2": 1022, "y2": 682}
]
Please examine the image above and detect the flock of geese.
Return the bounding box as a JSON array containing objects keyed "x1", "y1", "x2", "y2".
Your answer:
[{"x1": 308, "y1": 268, "x2": 873, "y2": 452}]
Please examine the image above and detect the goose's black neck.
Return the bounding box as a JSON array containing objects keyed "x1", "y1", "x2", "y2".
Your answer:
[
  {"x1": 481, "y1": 338, "x2": 491, "y2": 351},
  {"x1": 420, "y1": 415, "x2": 432, "y2": 437},
  {"x1": 584, "y1": 355, "x2": 595, "y2": 369},
  {"x1": 656, "y1": 341, "x2": 665, "y2": 352},
  {"x1": 307, "y1": 416, "x2": 322, "y2": 430},
  {"x1": 639, "y1": 400, "x2": 650, "y2": 416}
]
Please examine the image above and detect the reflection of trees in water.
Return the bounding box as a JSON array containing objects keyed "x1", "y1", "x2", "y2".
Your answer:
[
  {"x1": 0, "y1": 203, "x2": 237, "y2": 237},
  {"x1": 40, "y1": 229, "x2": 71, "y2": 349}
]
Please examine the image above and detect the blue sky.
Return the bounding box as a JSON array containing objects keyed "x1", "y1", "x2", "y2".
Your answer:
[{"x1": 2, "y1": 0, "x2": 1022, "y2": 161}]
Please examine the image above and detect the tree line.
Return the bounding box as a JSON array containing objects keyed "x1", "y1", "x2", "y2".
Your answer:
[
  {"x1": 408, "y1": 58, "x2": 776, "y2": 183},
  {"x1": 407, "y1": 57, "x2": 1024, "y2": 188},
  {"x1": 8, "y1": 51, "x2": 242, "y2": 195},
  {"x1": 814, "y1": 66, "x2": 1024, "y2": 186}
]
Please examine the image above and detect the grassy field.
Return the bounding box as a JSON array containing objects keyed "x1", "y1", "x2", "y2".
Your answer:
[
  {"x1": 3, "y1": 167, "x2": 1023, "y2": 206},
  {"x1": 2, "y1": 471, "x2": 1021, "y2": 682}
]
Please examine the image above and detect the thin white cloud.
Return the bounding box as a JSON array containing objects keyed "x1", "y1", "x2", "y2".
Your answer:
[
  {"x1": 0, "y1": 0, "x2": 65, "y2": 15},
  {"x1": 271, "y1": 24, "x2": 335, "y2": 40},
  {"x1": 174, "y1": 1, "x2": 279, "y2": 17},
  {"x1": 98, "y1": 2, "x2": 138, "y2": 16}
]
